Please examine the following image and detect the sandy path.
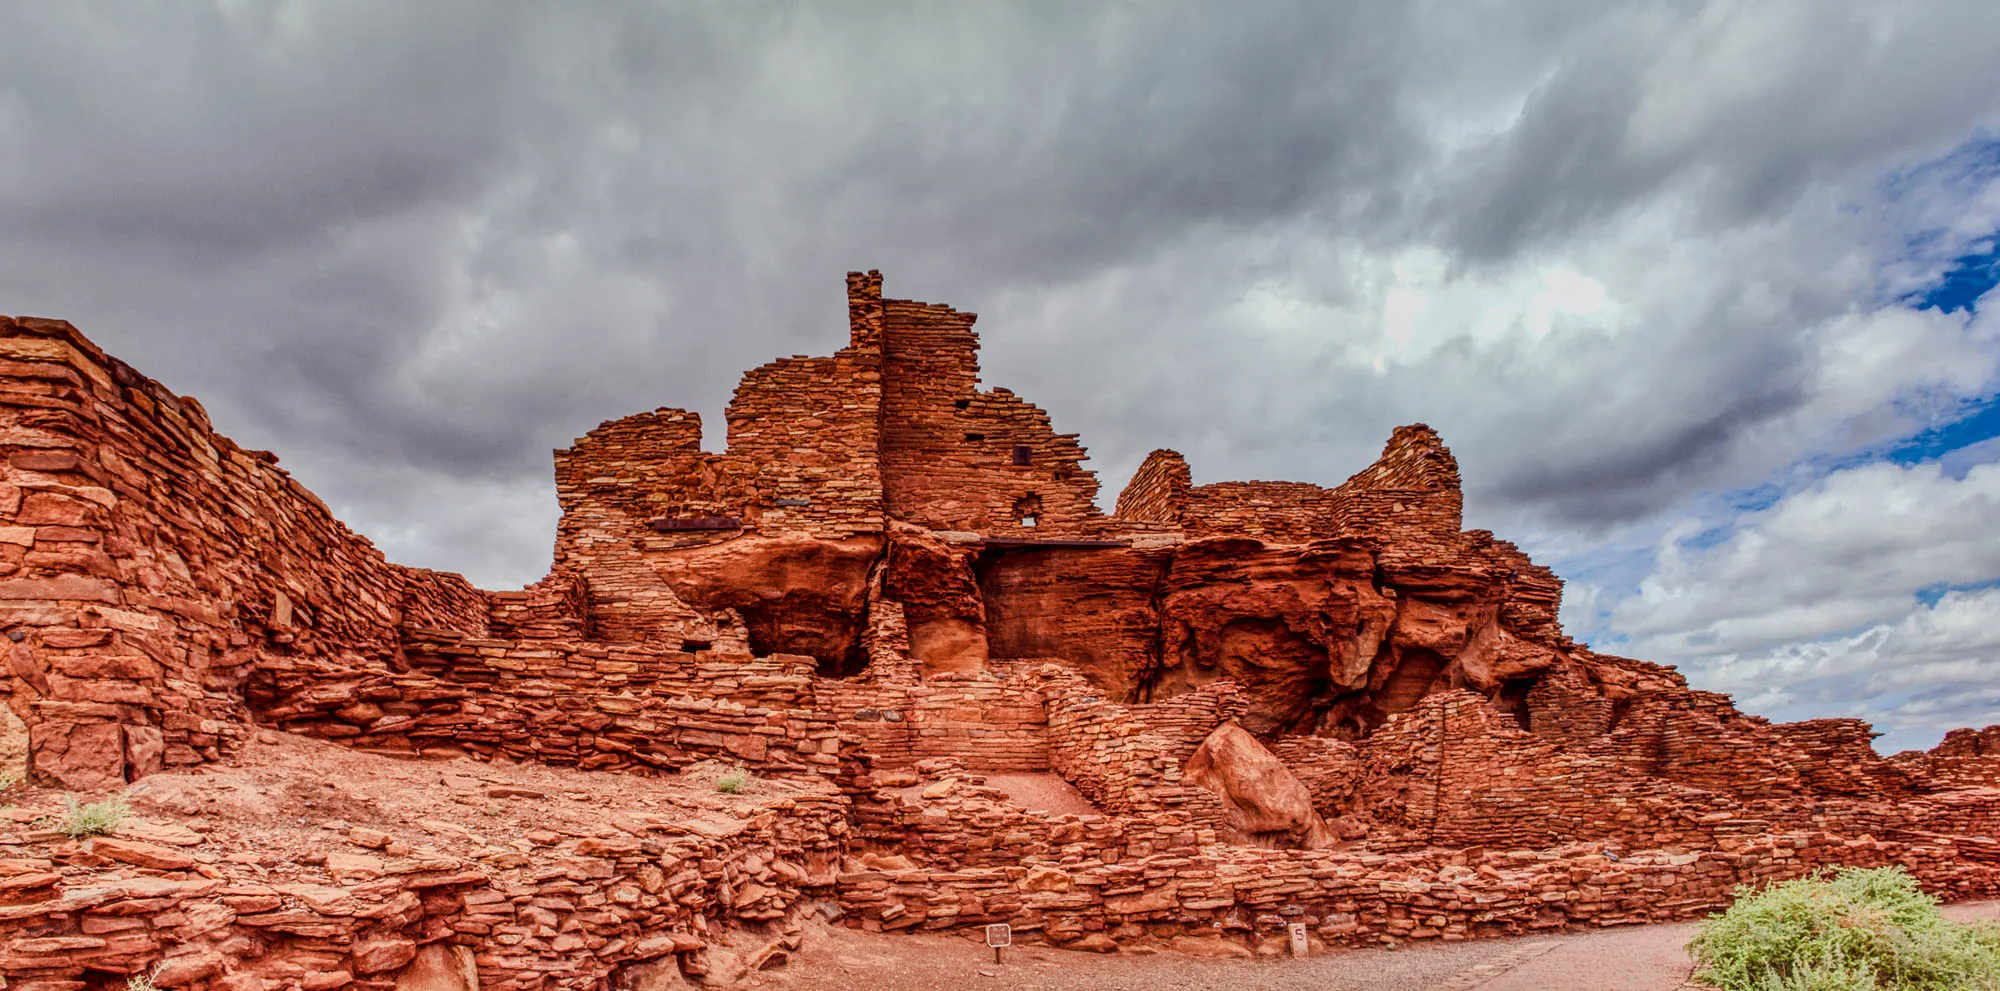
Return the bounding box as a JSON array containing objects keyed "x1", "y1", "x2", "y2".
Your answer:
[
  {"x1": 978, "y1": 772, "x2": 1102, "y2": 815},
  {"x1": 759, "y1": 901, "x2": 2000, "y2": 991}
]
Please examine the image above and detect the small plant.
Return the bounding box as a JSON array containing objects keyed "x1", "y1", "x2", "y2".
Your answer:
[
  {"x1": 0, "y1": 770, "x2": 21, "y2": 793},
  {"x1": 1688, "y1": 865, "x2": 2000, "y2": 991},
  {"x1": 715, "y1": 769, "x2": 751, "y2": 795},
  {"x1": 124, "y1": 963, "x2": 163, "y2": 991},
  {"x1": 57, "y1": 793, "x2": 131, "y2": 838}
]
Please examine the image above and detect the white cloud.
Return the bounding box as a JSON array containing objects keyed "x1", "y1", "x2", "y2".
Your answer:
[{"x1": 1600, "y1": 459, "x2": 2000, "y2": 747}]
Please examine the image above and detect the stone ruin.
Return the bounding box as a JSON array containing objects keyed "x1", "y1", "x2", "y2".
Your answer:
[{"x1": 0, "y1": 270, "x2": 1993, "y2": 988}]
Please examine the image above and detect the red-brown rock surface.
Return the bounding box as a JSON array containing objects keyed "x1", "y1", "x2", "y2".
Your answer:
[
  {"x1": 0, "y1": 271, "x2": 1994, "y2": 985},
  {"x1": 1184, "y1": 722, "x2": 1332, "y2": 849}
]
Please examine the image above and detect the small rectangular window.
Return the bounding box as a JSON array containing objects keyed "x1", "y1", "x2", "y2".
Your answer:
[
  {"x1": 954, "y1": 399, "x2": 971, "y2": 410},
  {"x1": 1012, "y1": 445, "x2": 1032, "y2": 466},
  {"x1": 965, "y1": 432, "x2": 985, "y2": 442}
]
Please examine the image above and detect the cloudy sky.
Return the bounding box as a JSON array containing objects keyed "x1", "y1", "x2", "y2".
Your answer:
[{"x1": 3, "y1": 2, "x2": 1998, "y2": 751}]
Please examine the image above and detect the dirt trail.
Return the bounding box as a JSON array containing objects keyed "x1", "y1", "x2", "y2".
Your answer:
[{"x1": 758, "y1": 901, "x2": 2000, "y2": 991}]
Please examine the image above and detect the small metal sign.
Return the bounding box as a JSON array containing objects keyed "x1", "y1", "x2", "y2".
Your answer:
[
  {"x1": 986, "y1": 923, "x2": 1011, "y2": 964},
  {"x1": 1289, "y1": 922, "x2": 1309, "y2": 957}
]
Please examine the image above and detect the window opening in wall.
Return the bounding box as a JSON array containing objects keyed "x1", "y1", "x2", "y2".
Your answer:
[
  {"x1": 954, "y1": 399, "x2": 971, "y2": 410},
  {"x1": 965, "y1": 432, "x2": 985, "y2": 442},
  {"x1": 1013, "y1": 492, "x2": 1042, "y2": 528},
  {"x1": 1012, "y1": 445, "x2": 1032, "y2": 466},
  {"x1": 680, "y1": 639, "x2": 712, "y2": 654}
]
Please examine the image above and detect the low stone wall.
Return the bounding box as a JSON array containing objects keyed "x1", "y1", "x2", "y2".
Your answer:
[
  {"x1": 821, "y1": 670, "x2": 1050, "y2": 772},
  {"x1": 401, "y1": 633, "x2": 818, "y2": 709},
  {"x1": 0, "y1": 795, "x2": 847, "y2": 991},
  {"x1": 1893, "y1": 726, "x2": 2000, "y2": 788},
  {"x1": 837, "y1": 830, "x2": 2000, "y2": 949},
  {"x1": 251, "y1": 665, "x2": 841, "y2": 776},
  {"x1": 1044, "y1": 670, "x2": 1241, "y2": 822},
  {"x1": 845, "y1": 768, "x2": 1215, "y2": 869}
]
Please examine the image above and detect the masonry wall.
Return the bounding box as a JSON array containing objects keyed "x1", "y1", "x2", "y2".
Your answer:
[
  {"x1": 1893, "y1": 726, "x2": 2000, "y2": 788},
  {"x1": 549, "y1": 410, "x2": 735, "y2": 645},
  {"x1": 1044, "y1": 669, "x2": 1240, "y2": 823},
  {"x1": 837, "y1": 830, "x2": 2000, "y2": 947},
  {"x1": 1327, "y1": 423, "x2": 1464, "y2": 538},
  {"x1": 0, "y1": 765, "x2": 851, "y2": 990},
  {"x1": 721, "y1": 348, "x2": 886, "y2": 537},
  {"x1": 549, "y1": 273, "x2": 892, "y2": 648},
  {"x1": 1180, "y1": 481, "x2": 1340, "y2": 542},
  {"x1": 877, "y1": 298, "x2": 1103, "y2": 535},
  {"x1": 846, "y1": 769, "x2": 1213, "y2": 870},
  {"x1": 1111, "y1": 449, "x2": 1191, "y2": 526},
  {"x1": 821, "y1": 672, "x2": 1051, "y2": 772},
  {"x1": 0, "y1": 316, "x2": 503, "y2": 791},
  {"x1": 252, "y1": 638, "x2": 840, "y2": 775}
]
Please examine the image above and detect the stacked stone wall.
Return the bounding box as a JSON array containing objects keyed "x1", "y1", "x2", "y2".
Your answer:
[
  {"x1": 252, "y1": 660, "x2": 840, "y2": 776},
  {"x1": 486, "y1": 570, "x2": 587, "y2": 641},
  {"x1": 1325, "y1": 423, "x2": 1463, "y2": 538},
  {"x1": 846, "y1": 772, "x2": 1212, "y2": 870},
  {"x1": 821, "y1": 672, "x2": 1049, "y2": 772},
  {"x1": 401, "y1": 634, "x2": 817, "y2": 709},
  {"x1": 1893, "y1": 726, "x2": 2000, "y2": 787},
  {"x1": 549, "y1": 410, "x2": 731, "y2": 645},
  {"x1": 1180, "y1": 481, "x2": 1340, "y2": 542},
  {"x1": 0, "y1": 772, "x2": 849, "y2": 989},
  {"x1": 0, "y1": 317, "x2": 499, "y2": 790},
  {"x1": 1111, "y1": 450, "x2": 1191, "y2": 526},
  {"x1": 877, "y1": 299, "x2": 1102, "y2": 535},
  {"x1": 836, "y1": 830, "x2": 2000, "y2": 946},
  {"x1": 1044, "y1": 670, "x2": 1240, "y2": 823},
  {"x1": 721, "y1": 348, "x2": 886, "y2": 537}
]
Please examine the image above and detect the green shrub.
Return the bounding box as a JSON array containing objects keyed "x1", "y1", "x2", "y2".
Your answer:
[
  {"x1": 1688, "y1": 866, "x2": 2000, "y2": 990},
  {"x1": 715, "y1": 769, "x2": 750, "y2": 795},
  {"x1": 57, "y1": 793, "x2": 131, "y2": 838}
]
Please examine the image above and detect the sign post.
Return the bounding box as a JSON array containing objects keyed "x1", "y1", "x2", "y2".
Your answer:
[
  {"x1": 1289, "y1": 922, "x2": 1309, "y2": 958},
  {"x1": 985, "y1": 923, "x2": 1011, "y2": 965}
]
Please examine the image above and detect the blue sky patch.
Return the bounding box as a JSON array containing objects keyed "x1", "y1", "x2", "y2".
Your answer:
[
  {"x1": 1915, "y1": 577, "x2": 2000, "y2": 608},
  {"x1": 1908, "y1": 239, "x2": 2000, "y2": 313},
  {"x1": 1884, "y1": 397, "x2": 2000, "y2": 466}
]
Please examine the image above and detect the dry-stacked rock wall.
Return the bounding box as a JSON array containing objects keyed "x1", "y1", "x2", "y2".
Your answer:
[
  {"x1": 0, "y1": 317, "x2": 502, "y2": 793},
  {"x1": 4, "y1": 267, "x2": 1998, "y2": 981}
]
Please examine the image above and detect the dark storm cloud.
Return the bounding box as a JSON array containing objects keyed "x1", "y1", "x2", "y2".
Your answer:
[{"x1": 1, "y1": 0, "x2": 1998, "y2": 594}]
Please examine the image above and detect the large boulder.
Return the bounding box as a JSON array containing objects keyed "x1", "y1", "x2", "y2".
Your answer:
[{"x1": 1183, "y1": 722, "x2": 1332, "y2": 849}]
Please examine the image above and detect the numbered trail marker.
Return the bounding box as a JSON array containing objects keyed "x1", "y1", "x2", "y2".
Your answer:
[{"x1": 1289, "y1": 922, "x2": 1309, "y2": 958}]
